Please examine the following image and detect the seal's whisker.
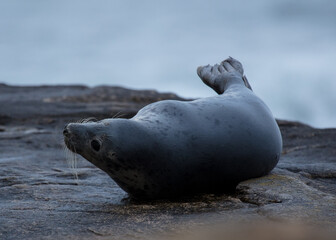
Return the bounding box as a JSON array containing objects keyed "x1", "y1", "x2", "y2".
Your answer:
[
  {"x1": 63, "y1": 145, "x2": 79, "y2": 181},
  {"x1": 102, "y1": 134, "x2": 115, "y2": 141},
  {"x1": 112, "y1": 111, "x2": 121, "y2": 119},
  {"x1": 52, "y1": 124, "x2": 67, "y2": 148},
  {"x1": 72, "y1": 148, "x2": 79, "y2": 181},
  {"x1": 81, "y1": 117, "x2": 98, "y2": 123},
  {"x1": 94, "y1": 136, "x2": 103, "y2": 142},
  {"x1": 74, "y1": 117, "x2": 99, "y2": 123},
  {"x1": 112, "y1": 111, "x2": 126, "y2": 119}
]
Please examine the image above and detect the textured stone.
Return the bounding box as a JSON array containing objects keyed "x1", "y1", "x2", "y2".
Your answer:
[{"x1": 0, "y1": 84, "x2": 335, "y2": 239}]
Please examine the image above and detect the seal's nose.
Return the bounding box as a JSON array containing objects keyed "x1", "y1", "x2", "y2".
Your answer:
[{"x1": 63, "y1": 125, "x2": 70, "y2": 137}]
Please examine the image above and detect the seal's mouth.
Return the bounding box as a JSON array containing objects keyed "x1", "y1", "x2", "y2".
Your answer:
[
  {"x1": 63, "y1": 127, "x2": 77, "y2": 153},
  {"x1": 64, "y1": 138, "x2": 76, "y2": 152}
]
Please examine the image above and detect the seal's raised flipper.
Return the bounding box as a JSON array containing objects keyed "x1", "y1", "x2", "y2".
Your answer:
[
  {"x1": 197, "y1": 57, "x2": 252, "y2": 94},
  {"x1": 224, "y1": 57, "x2": 252, "y2": 91}
]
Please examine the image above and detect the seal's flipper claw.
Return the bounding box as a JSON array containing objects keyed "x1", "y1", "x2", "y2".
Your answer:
[
  {"x1": 222, "y1": 61, "x2": 236, "y2": 73},
  {"x1": 221, "y1": 57, "x2": 244, "y2": 76},
  {"x1": 197, "y1": 64, "x2": 225, "y2": 94},
  {"x1": 222, "y1": 57, "x2": 252, "y2": 90},
  {"x1": 197, "y1": 66, "x2": 202, "y2": 77},
  {"x1": 243, "y1": 75, "x2": 253, "y2": 91},
  {"x1": 218, "y1": 65, "x2": 225, "y2": 73},
  {"x1": 212, "y1": 64, "x2": 220, "y2": 74},
  {"x1": 197, "y1": 65, "x2": 212, "y2": 81}
]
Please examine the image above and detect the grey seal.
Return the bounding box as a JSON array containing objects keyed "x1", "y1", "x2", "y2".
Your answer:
[{"x1": 63, "y1": 57, "x2": 282, "y2": 199}]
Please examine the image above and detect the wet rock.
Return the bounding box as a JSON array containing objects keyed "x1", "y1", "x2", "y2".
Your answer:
[{"x1": 0, "y1": 84, "x2": 335, "y2": 239}]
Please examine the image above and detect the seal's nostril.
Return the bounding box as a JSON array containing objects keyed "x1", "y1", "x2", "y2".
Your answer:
[
  {"x1": 63, "y1": 126, "x2": 70, "y2": 137},
  {"x1": 63, "y1": 129, "x2": 68, "y2": 136}
]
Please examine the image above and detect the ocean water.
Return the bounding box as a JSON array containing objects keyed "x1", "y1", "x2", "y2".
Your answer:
[{"x1": 0, "y1": 0, "x2": 335, "y2": 128}]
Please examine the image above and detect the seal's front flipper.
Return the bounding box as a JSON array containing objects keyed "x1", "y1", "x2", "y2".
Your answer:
[{"x1": 197, "y1": 57, "x2": 252, "y2": 94}]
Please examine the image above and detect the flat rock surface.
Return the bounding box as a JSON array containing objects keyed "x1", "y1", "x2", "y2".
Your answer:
[{"x1": 0, "y1": 84, "x2": 335, "y2": 239}]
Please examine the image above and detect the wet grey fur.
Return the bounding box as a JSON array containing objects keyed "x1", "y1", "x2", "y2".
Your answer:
[{"x1": 63, "y1": 57, "x2": 282, "y2": 199}]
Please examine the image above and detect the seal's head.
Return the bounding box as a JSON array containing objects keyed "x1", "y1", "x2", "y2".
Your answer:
[
  {"x1": 63, "y1": 119, "x2": 160, "y2": 198},
  {"x1": 63, "y1": 120, "x2": 116, "y2": 171}
]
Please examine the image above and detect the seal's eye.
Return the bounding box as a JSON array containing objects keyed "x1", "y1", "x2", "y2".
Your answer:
[{"x1": 91, "y1": 140, "x2": 101, "y2": 152}]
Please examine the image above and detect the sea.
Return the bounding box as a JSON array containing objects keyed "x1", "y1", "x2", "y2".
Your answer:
[{"x1": 0, "y1": 0, "x2": 335, "y2": 128}]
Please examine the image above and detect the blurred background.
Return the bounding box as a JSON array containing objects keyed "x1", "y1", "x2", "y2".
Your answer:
[{"x1": 0, "y1": 0, "x2": 335, "y2": 128}]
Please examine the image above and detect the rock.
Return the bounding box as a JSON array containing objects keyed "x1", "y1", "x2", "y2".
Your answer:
[
  {"x1": 0, "y1": 84, "x2": 335, "y2": 239},
  {"x1": 0, "y1": 84, "x2": 186, "y2": 126}
]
